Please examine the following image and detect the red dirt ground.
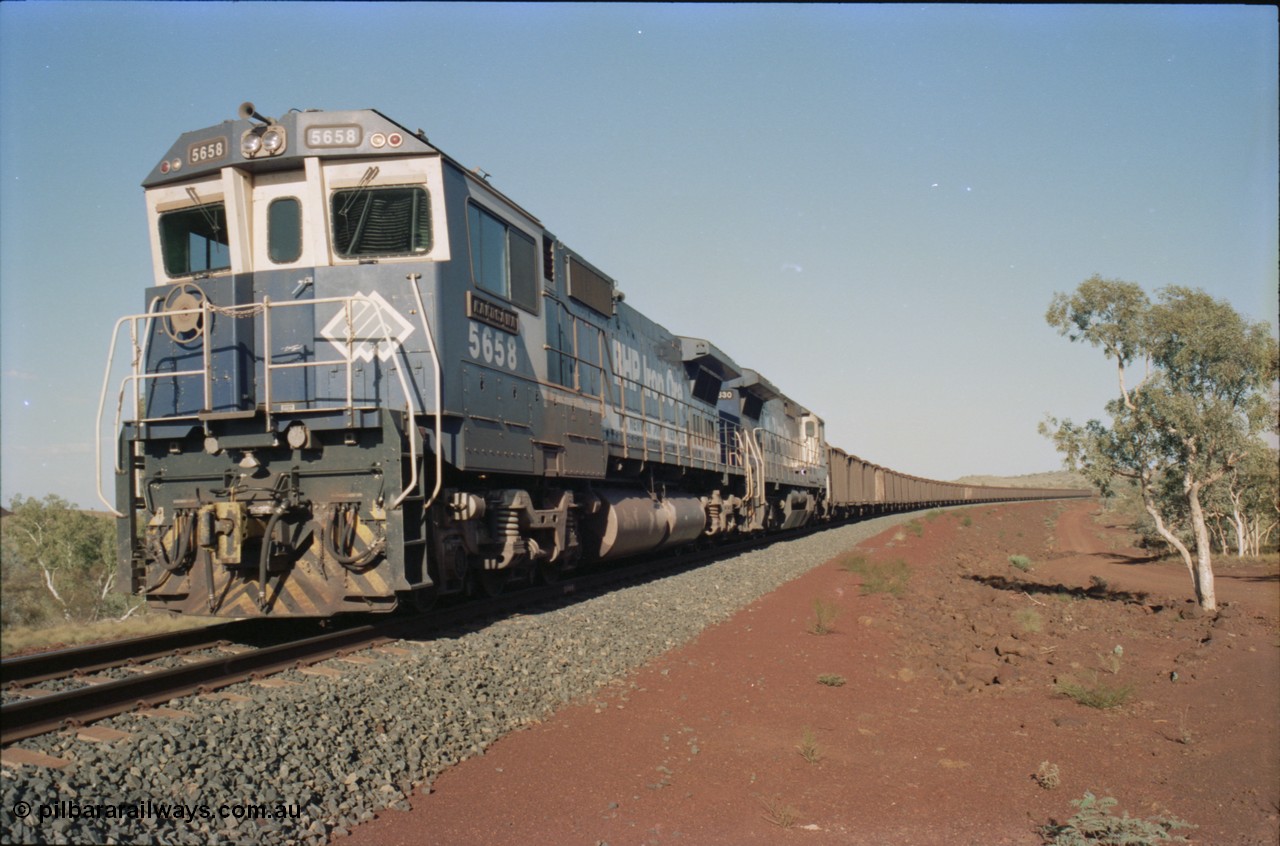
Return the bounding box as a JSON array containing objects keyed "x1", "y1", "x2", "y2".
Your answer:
[{"x1": 334, "y1": 500, "x2": 1279, "y2": 845}]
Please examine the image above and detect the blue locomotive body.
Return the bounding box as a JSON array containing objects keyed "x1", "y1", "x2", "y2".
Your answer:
[{"x1": 98, "y1": 104, "x2": 1077, "y2": 618}]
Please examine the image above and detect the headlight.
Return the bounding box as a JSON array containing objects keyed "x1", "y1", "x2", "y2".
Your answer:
[
  {"x1": 240, "y1": 125, "x2": 286, "y2": 159},
  {"x1": 262, "y1": 126, "x2": 286, "y2": 155},
  {"x1": 241, "y1": 131, "x2": 263, "y2": 157},
  {"x1": 285, "y1": 422, "x2": 310, "y2": 450}
]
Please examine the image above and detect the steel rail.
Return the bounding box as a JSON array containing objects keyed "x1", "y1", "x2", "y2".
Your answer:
[
  {"x1": 0, "y1": 623, "x2": 397, "y2": 746},
  {"x1": 0, "y1": 622, "x2": 247, "y2": 688}
]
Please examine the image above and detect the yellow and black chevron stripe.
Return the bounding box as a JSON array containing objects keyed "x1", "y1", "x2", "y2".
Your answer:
[{"x1": 145, "y1": 518, "x2": 398, "y2": 617}]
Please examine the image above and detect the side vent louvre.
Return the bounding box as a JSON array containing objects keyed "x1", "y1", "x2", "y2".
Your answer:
[
  {"x1": 688, "y1": 366, "x2": 722, "y2": 405},
  {"x1": 567, "y1": 256, "x2": 614, "y2": 317}
]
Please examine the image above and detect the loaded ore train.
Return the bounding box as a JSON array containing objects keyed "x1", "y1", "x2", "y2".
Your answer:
[{"x1": 97, "y1": 103, "x2": 1084, "y2": 618}]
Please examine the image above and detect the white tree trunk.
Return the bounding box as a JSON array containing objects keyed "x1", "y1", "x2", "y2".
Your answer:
[
  {"x1": 1141, "y1": 486, "x2": 1196, "y2": 590},
  {"x1": 40, "y1": 564, "x2": 72, "y2": 621},
  {"x1": 1186, "y1": 480, "x2": 1217, "y2": 611}
]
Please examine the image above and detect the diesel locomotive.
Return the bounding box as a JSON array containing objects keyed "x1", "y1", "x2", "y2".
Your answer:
[{"x1": 96, "y1": 103, "x2": 1082, "y2": 618}]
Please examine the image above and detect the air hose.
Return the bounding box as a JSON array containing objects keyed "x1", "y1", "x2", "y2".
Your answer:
[
  {"x1": 151, "y1": 512, "x2": 195, "y2": 573},
  {"x1": 323, "y1": 503, "x2": 385, "y2": 568}
]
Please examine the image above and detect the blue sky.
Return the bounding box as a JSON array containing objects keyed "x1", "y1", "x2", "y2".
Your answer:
[{"x1": 1, "y1": 3, "x2": 1276, "y2": 510}]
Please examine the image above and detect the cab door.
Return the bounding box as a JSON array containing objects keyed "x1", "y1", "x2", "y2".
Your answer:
[
  {"x1": 250, "y1": 164, "x2": 325, "y2": 271},
  {"x1": 248, "y1": 165, "x2": 326, "y2": 410}
]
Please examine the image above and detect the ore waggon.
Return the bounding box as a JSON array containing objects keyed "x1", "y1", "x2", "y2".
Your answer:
[{"x1": 96, "y1": 103, "x2": 1084, "y2": 619}]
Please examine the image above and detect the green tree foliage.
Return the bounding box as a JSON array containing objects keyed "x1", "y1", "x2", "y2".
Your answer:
[
  {"x1": 1, "y1": 494, "x2": 139, "y2": 628},
  {"x1": 1042, "y1": 277, "x2": 1279, "y2": 611}
]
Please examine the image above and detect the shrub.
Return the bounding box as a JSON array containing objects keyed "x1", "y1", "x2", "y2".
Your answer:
[
  {"x1": 1034, "y1": 761, "x2": 1061, "y2": 790},
  {"x1": 760, "y1": 798, "x2": 800, "y2": 828},
  {"x1": 817, "y1": 673, "x2": 846, "y2": 687},
  {"x1": 1015, "y1": 609, "x2": 1043, "y2": 633},
  {"x1": 808, "y1": 598, "x2": 839, "y2": 635},
  {"x1": 1041, "y1": 792, "x2": 1194, "y2": 845},
  {"x1": 796, "y1": 728, "x2": 821, "y2": 764},
  {"x1": 1, "y1": 495, "x2": 145, "y2": 629},
  {"x1": 1056, "y1": 675, "x2": 1134, "y2": 710},
  {"x1": 837, "y1": 553, "x2": 868, "y2": 573},
  {"x1": 841, "y1": 555, "x2": 911, "y2": 597},
  {"x1": 861, "y1": 559, "x2": 910, "y2": 597},
  {"x1": 1009, "y1": 554, "x2": 1033, "y2": 572}
]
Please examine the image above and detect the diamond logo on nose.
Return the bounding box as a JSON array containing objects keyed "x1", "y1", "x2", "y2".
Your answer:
[{"x1": 321, "y1": 291, "x2": 415, "y2": 362}]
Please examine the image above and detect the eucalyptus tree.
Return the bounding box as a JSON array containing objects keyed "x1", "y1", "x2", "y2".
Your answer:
[
  {"x1": 1, "y1": 494, "x2": 135, "y2": 624},
  {"x1": 1042, "y1": 276, "x2": 1278, "y2": 611}
]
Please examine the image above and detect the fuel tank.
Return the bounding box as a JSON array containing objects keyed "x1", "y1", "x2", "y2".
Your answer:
[{"x1": 593, "y1": 489, "x2": 707, "y2": 560}]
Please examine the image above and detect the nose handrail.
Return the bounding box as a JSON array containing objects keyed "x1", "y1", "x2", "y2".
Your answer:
[{"x1": 96, "y1": 293, "x2": 432, "y2": 516}]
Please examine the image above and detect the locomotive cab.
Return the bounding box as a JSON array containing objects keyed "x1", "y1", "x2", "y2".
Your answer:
[{"x1": 101, "y1": 105, "x2": 458, "y2": 616}]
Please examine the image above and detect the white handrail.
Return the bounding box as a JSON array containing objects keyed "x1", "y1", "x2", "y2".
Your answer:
[
  {"x1": 349, "y1": 294, "x2": 420, "y2": 509},
  {"x1": 95, "y1": 313, "x2": 139, "y2": 517},
  {"x1": 408, "y1": 273, "x2": 443, "y2": 512},
  {"x1": 97, "y1": 292, "x2": 434, "y2": 517}
]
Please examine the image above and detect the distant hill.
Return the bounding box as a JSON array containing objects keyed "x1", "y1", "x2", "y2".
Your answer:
[{"x1": 951, "y1": 470, "x2": 1091, "y2": 490}]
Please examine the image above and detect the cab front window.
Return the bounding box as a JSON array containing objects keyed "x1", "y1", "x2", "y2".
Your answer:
[
  {"x1": 331, "y1": 185, "x2": 432, "y2": 258},
  {"x1": 159, "y1": 203, "x2": 230, "y2": 277}
]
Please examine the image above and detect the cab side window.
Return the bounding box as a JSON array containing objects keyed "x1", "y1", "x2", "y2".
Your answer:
[
  {"x1": 467, "y1": 203, "x2": 538, "y2": 314},
  {"x1": 159, "y1": 203, "x2": 230, "y2": 277}
]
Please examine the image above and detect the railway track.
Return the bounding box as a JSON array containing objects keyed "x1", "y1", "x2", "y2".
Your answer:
[
  {"x1": 0, "y1": 527, "x2": 776, "y2": 746},
  {"x1": 1, "y1": 620, "x2": 269, "y2": 688}
]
